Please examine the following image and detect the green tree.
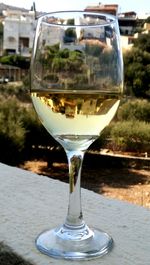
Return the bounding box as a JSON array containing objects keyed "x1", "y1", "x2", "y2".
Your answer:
[
  {"x1": 134, "y1": 32, "x2": 150, "y2": 53},
  {"x1": 124, "y1": 46, "x2": 150, "y2": 98},
  {"x1": 145, "y1": 16, "x2": 150, "y2": 23}
]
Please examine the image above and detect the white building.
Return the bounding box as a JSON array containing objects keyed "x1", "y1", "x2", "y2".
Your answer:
[{"x1": 3, "y1": 9, "x2": 36, "y2": 57}]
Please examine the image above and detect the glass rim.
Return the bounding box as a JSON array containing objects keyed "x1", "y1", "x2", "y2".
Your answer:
[{"x1": 37, "y1": 10, "x2": 117, "y2": 27}]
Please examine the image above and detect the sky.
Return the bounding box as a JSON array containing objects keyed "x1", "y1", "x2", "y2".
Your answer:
[{"x1": 1, "y1": 0, "x2": 150, "y2": 15}]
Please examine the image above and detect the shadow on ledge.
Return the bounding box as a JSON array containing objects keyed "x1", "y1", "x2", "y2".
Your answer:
[{"x1": 0, "y1": 243, "x2": 33, "y2": 265}]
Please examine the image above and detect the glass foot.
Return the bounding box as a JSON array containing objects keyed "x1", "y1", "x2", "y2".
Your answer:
[{"x1": 35, "y1": 224, "x2": 113, "y2": 260}]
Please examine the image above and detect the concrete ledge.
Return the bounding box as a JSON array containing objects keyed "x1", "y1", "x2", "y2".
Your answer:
[{"x1": 0, "y1": 162, "x2": 150, "y2": 264}]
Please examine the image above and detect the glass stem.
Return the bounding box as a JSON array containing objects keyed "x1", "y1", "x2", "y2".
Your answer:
[{"x1": 64, "y1": 150, "x2": 85, "y2": 228}]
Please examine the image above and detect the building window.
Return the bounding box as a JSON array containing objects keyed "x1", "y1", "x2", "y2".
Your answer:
[
  {"x1": 6, "y1": 49, "x2": 16, "y2": 54},
  {"x1": 18, "y1": 37, "x2": 29, "y2": 53},
  {"x1": 8, "y1": 36, "x2": 16, "y2": 42}
]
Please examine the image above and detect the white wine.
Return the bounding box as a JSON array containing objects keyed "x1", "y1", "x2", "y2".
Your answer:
[{"x1": 31, "y1": 91, "x2": 120, "y2": 150}]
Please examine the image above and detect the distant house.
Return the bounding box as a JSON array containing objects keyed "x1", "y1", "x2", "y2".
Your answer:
[
  {"x1": 118, "y1": 12, "x2": 137, "y2": 36},
  {"x1": 0, "y1": 2, "x2": 149, "y2": 56},
  {"x1": 118, "y1": 12, "x2": 150, "y2": 50},
  {"x1": 84, "y1": 3, "x2": 118, "y2": 16},
  {"x1": 3, "y1": 8, "x2": 36, "y2": 57},
  {"x1": 84, "y1": 4, "x2": 150, "y2": 50}
]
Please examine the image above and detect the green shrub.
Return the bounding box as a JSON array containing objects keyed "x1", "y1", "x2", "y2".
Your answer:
[
  {"x1": 118, "y1": 99, "x2": 150, "y2": 122},
  {"x1": 0, "y1": 96, "x2": 58, "y2": 164},
  {"x1": 108, "y1": 120, "x2": 150, "y2": 152},
  {"x1": 0, "y1": 54, "x2": 30, "y2": 69},
  {"x1": 0, "y1": 82, "x2": 30, "y2": 103},
  {"x1": 0, "y1": 97, "x2": 26, "y2": 164}
]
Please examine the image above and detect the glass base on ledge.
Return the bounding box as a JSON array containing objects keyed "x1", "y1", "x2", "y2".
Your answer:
[{"x1": 35, "y1": 223, "x2": 113, "y2": 260}]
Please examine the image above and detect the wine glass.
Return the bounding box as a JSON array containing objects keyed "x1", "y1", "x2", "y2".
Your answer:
[{"x1": 30, "y1": 11, "x2": 123, "y2": 260}]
